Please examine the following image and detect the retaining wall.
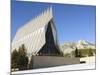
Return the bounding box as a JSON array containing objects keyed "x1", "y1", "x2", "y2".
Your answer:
[{"x1": 33, "y1": 56, "x2": 80, "y2": 69}]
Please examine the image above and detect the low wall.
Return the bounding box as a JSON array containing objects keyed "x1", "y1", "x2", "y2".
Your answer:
[{"x1": 33, "y1": 56, "x2": 80, "y2": 69}]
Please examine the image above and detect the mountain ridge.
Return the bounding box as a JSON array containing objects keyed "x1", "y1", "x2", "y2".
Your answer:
[{"x1": 60, "y1": 40, "x2": 95, "y2": 55}]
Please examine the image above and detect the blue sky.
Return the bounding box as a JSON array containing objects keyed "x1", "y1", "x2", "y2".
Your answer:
[{"x1": 11, "y1": 1, "x2": 96, "y2": 44}]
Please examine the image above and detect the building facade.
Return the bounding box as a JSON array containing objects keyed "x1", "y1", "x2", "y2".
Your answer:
[{"x1": 12, "y1": 7, "x2": 61, "y2": 57}]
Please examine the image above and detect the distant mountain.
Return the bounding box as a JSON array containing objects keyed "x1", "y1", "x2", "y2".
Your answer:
[
  {"x1": 60, "y1": 40, "x2": 95, "y2": 55},
  {"x1": 76, "y1": 40, "x2": 95, "y2": 49}
]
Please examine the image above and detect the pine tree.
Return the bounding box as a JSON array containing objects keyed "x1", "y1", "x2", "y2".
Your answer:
[
  {"x1": 17, "y1": 44, "x2": 29, "y2": 70},
  {"x1": 29, "y1": 55, "x2": 34, "y2": 69},
  {"x1": 11, "y1": 49, "x2": 19, "y2": 71},
  {"x1": 88, "y1": 48, "x2": 93, "y2": 56},
  {"x1": 75, "y1": 47, "x2": 79, "y2": 57}
]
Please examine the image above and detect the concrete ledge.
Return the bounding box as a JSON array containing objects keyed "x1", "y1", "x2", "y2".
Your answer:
[{"x1": 33, "y1": 56, "x2": 80, "y2": 69}]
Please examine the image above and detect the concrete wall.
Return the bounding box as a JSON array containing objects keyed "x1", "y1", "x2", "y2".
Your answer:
[{"x1": 33, "y1": 56, "x2": 80, "y2": 69}]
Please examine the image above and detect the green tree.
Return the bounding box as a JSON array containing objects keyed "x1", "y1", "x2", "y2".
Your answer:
[
  {"x1": 29, "y1": 55, "x2": 34, "y2": 69},
  {"x1": 88, "y1": 48, "x2": 94, "y2": 56},
  {"x1": 75, "y1": 47, "x2": 79, "y2": 57},
  {"x1": 78, "y1": 51, "x2": 82, "y2": 57},
  {"x1": 11, "y1": 49, "x2": 19, "y2": 71},
  {"x1": 17, "y1": 44, "x2": 29, "y2": 70}
]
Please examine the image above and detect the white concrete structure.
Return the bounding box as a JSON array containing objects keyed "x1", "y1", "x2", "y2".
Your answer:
[{"x1": 12, "y1": 7, "x2": 61, "y2": 57}]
